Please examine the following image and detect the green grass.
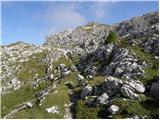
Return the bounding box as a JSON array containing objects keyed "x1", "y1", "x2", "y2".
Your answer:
[
  {"x1": 142, "y1": 67, "x2": 158, "y2": 84},
  {"x1": 112, "y1": 97, "x2": 159, "y2": 119},
  {"x1": 88, "y1": 76, "x2": 106, "y2": 87},
  {"x1": 51, "y1": 55, "x2": 72, "y2": 70},
  {"x1": 76, "y1": 100, "x2": 102, "y2": 119},
  {"x1": 3, "y1": 70, "x2": 78, "y2": 119},
  {"x1": 1, "y1": 81, "x2": 53, "y2": 118},
  {"x1": 69, "y1": 53, "x2": 80, "y2": 65},
  {"x1": 128, "y1": 45, "x2": 158, "y2": 65},
  {"x1": 7, "y1": 79, "x2": 71, "y2": 119},
  {"x1": 17, "y1": 52, "x2": 47, "y2": 82},
  {"x1": 112, "y1": 98, "x2": 149, "y2": 118}
]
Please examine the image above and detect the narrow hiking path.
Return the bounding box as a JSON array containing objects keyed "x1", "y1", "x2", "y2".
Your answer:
[
  {"x1": 64, "y1": 83, "x2": 80, "y2": 119},
  {"x1": 4, "y1": 104, "x2": 26, "y2": 119},
  {"x1": 64, "y1": 88, "x2": 74, "y2": 119}
]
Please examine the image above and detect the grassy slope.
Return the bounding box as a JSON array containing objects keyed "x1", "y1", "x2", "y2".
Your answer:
[{"x1": 2, "y1": 49, "x2": 79, "y2": 118}]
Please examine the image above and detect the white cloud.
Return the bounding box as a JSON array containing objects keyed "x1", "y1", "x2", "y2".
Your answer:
[
  {"x1": 42, "y1": 3, "x2": 87, "y2": 33},
  {"x1": 91, "y1": 2, "x2": 108, "y2": 20},
  {"x1": 89, "y1": 1, "x2": 115, "y2": 21},
  {"x1": 38, "y1": 2, "x2": 115, "y2": 34}
]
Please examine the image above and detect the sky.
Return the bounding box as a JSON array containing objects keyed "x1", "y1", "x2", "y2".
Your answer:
[{"x1": 1, "y1": 1, "x2": 159, "y2": 45}]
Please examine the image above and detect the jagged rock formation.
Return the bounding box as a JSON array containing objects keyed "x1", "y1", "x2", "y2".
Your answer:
[{"x1": 1, "y1": 11, "x2": 159, "y2": 119}]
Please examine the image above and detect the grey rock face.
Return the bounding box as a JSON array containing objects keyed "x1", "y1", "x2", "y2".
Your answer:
[
  {"x1": 94, "y1": 43, "x2": 115, "y2": 61},
  {"x1": 103, "y1": 48, "x2": 143, "y2": 79},
  {"x1": 141, "y1": 36, "x2": 159, "y2": 56}
]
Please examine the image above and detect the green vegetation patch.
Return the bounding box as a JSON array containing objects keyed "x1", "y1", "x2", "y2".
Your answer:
[
  {"x1": 112, "y1": 97, "x2": 159, "y2": 119},
  {"x1": 76, "y1": 100, "x2": 102, "y2": 119},
  {"x1": 105, "y1": 31, "x2": 119, "y2": 44},
  {"x1": 51, "y1": 55, "x2": 72, "y2": 70},
  {"x1": 7, "y1": 80, "x2": 71, "y2": 119},
  {"x1": 88, "y1": 76, "x2": 106, "y2": 87},
  {"x1": 142, "y1": 67, "x2": 158, "y2": 84},
  {"x1": 1, "y1": 81, "x2": 53, "y2": 118},
  {"x1": 128, "y1": 45, "x2": 158, "y2": 66},
  {"x1": 17, "y1": 52, "x2": 47, "y2": 82}
]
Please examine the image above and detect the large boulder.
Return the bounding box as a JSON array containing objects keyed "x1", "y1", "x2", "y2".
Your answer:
[
  {"x1": 97, "y1": 93, "x2": 109, "y2": 105},
  {"x1": 81, "y1": 85, "x2": 93, "y2": 98},
  {"x1": 108, "y1": 105, "x2": 119, "y2": 114},
  {"x1": 124, "y1": 79, "x2": 145, "y2": 93},
  {"x1": 46, "y1": 106, "x2": 59, "y2": 114},
  {"x1": 120, "y1": 84, "x2": 139, "y2": 100}
]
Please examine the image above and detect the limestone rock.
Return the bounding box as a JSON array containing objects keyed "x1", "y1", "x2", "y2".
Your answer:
[
  {"x1": 46, "y1": 106, "x2": 59, "y2": 114},
  {"x1": 108, "y1": 105, "x2": 119, "y2": 114},
  {"x1": 97, "y1": 93, "x2": 109, "y2": 105},
  {"x1": 120, "y1": 84, "x2": 139, "y2": 100},
  {"x1": 124, "y1": 79, "x2": 145, "y2": 93},
  {"x1": 25, "y1": 102, "x2": 33, "y2": 108},
  {"x1": 81, "y1": 85, "x2": 93, "y2": 98}
]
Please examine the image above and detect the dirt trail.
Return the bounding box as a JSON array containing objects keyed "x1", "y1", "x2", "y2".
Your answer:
[
  {"x1": 4, "y1": 103, "x2": 28, "y2": 119},
  {"x1": 64, "y1": 84, "x2": 80, "y2": 119}
]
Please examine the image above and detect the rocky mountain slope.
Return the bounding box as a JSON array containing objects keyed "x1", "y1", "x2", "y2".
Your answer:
[{"x1": 1, "y1": 11, "x2": 159, "y2": 119}]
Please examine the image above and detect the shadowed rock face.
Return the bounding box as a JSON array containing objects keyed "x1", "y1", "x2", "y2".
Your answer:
[{"x1": 1, "y1": 11, "x2": 159, "y2": 119}]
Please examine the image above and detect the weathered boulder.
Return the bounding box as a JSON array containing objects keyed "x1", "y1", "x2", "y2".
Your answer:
[
  {"x1": 97, "y1": 93, "x2": 109, "y2": 105},
  {"x1": 120, "y1": 84, "x2": 139, "y2": 100},
  {"x1": 81, "y1": 85, "x2": 93, "y2": 98},
  {"x1": 46, "y1": 106, "x2": 59, "y2": 114},
  {"x1": 124, "y1": 79, "x2": 145, "y2": 93},
  {"x1": 108, "y1": 105, "x2": 119, "y2": 114}
]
